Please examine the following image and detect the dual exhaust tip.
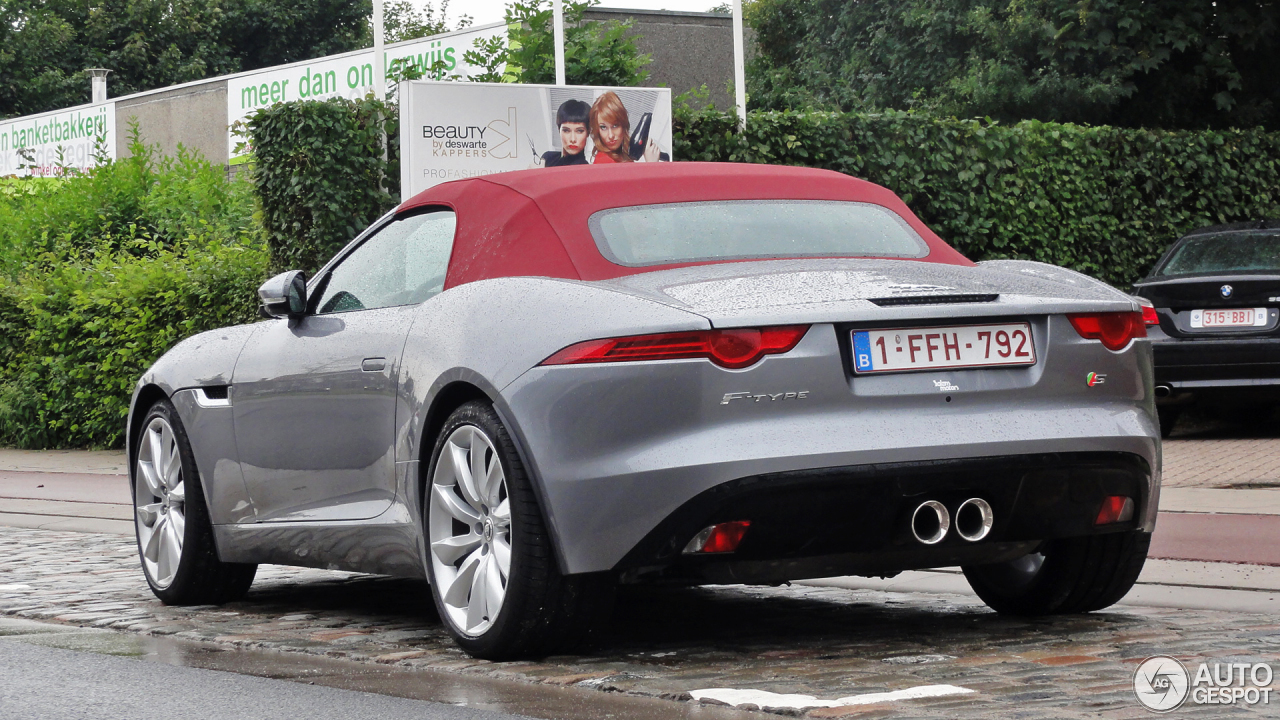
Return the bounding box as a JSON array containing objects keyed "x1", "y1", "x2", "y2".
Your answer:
[{"x1": 911, "y1": 498, "x2": 993, "y2": 545}]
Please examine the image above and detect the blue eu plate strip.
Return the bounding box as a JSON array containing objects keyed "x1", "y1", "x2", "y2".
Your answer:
[{"x1": 852, "y1": 331, "x2": 874, "y2": 373}]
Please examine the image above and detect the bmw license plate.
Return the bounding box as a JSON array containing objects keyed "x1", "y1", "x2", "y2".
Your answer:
[
  {"x1": 852, "y1": 323, "x2": 1036, "y2": 374},
  {"x1": 1189, "y1": 308, "x2": 1267, "y2": 328}
]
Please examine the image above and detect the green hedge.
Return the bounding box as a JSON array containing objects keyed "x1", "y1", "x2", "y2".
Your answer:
[
  {"x1": 0, "y1": 140, "x2": 267, "y2": 449},
  {"x1": 245, "y1": 96, "x2": 399, "y2": 275},
  {"x1": 676, "y1": 109, "x2": 1280, "y2": 288},
  {"x1": 250, "y1": 101, "x2": 1280, "y2": 289}
]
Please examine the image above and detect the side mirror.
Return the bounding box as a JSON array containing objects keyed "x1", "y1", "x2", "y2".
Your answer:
[{"x1": 258, "y1": 270, "x2": 308, "y2": 319}]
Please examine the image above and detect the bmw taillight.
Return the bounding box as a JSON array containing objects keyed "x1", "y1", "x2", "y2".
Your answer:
[
  {"x1": 1135, "y1": 297, "x2": 1160, "y2": 326},
  {"x1": 1067, "y1": 312, "x2": 1146, "y2": 351},
  {"x1": 541, "y1": 326, "x2": 810, "y2": 369}
]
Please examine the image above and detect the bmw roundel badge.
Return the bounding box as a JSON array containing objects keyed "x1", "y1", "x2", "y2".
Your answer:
[{"x1": 1221, "y1": 284, "x2": 1234, "y2": 298}]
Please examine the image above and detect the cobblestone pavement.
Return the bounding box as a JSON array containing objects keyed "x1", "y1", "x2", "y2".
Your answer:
[
  {"x1": 1163, "y1": 410, "x2": 1280, "y2": 488},
  {"x1": 2, "y1": 527, "x2": 1277, "y2": 719}
]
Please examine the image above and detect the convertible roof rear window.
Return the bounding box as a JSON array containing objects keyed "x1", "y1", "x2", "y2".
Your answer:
[
  {"x1": 588, "y1": 200, "x2": 929, "y2": 267},
  {"x1": 1159, "y1": 230, "x2": 1280, "y2": 276}
]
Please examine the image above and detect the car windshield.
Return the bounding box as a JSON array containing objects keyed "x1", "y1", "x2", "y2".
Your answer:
[
  {"x1": 1159, "y1": 231, "x2": 1280, "y2": 276},
  {"x1": 588, "y1": 200, "x2": 929, "y2": 266}
]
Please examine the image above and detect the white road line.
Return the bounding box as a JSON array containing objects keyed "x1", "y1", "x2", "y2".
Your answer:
[{"x1": 690, "y1": 684, "x2": 974, "y2": 710}]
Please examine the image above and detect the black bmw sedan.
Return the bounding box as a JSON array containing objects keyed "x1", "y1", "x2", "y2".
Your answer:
[{"x1": 1133, "y1": 220, "x2": 1280, "y2": 436}]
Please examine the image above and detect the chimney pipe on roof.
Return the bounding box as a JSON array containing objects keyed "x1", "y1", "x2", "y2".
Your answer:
[{"x1": 87, "y1": 68, "x2": 111, "y2": 104}]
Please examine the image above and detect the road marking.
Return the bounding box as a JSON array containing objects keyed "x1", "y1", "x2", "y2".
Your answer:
[{"x1": 690, "y1": 684, "x2": 974, "y2": 710}]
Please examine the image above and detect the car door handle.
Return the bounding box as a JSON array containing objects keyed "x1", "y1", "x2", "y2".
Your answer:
[{"x1": 361, "y1": 357, "x2": 387, "y2": 372}]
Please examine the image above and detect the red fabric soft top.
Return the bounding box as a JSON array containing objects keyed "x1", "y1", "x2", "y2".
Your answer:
[{"x1": 398, "y1": 162, "x2": 973, "y2": 289}]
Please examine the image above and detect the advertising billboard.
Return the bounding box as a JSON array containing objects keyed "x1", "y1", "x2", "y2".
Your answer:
[
  {"x1": 399, "y1": 80, "x2": 673, "y2": 198},
  {"x1": 0, "y1": 102, "x2": 115, "y2": 177},
  {"x1": 227, "y1": 23, "x2": 507, "y2": 163}
]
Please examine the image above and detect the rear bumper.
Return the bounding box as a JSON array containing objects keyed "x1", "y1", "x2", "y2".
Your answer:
[
  {"x1": 500, "y1": 323, "x2": 1160, "y2": 575},
  {"x1": 1151, "y1": 336, "x2": 1280, "y2": 402},
  {"x1": 614, "y1": 452, "x2": 1150, "y2": 584}
]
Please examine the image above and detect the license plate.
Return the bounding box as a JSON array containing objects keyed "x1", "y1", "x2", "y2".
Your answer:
[
  {"x1": 852, "y1": 323, "x2": 1036, "y2": 374},
  {"x1": 1189, "y1": 308, "x2": 1267, "y2": 328}
]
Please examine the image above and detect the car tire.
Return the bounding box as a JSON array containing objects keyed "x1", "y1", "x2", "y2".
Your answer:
[
  {"x1": 962, "y1": 531, "x2": 1150, "y2": 615},
  {"x1": 1157, "y1": 407, "x2": 1181, "y2": 438},
  {"x1": 424, "y1": 401, "x2": 613, "y2": 660},
  {"x1": 133, "y1": 399, "x2": 257, "y2": 604}
]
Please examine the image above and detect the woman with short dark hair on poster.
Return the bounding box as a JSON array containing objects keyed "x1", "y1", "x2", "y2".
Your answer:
[{"x1": 540, "y1": 99, "x2": 591, "y2": 167}]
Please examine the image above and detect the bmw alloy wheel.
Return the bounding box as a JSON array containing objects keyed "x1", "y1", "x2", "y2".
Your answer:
[
  {"x1": 134, "y1": 416, "x2": 187, "y2": 589},
  {"x1": 428, "y1": 425, "x2": 511, "y2": 636}
]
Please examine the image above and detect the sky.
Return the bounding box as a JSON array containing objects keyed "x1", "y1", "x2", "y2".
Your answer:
[{"x1": 443, "y1": 0, "x2": 727, "y2": 28}]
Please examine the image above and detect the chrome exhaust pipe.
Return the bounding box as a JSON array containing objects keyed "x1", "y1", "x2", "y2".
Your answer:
[
  {"x1": 955, "y1": 498, "x2": 994, "y2": 542},
  {"x1": 911, "y1": 500, "x2": 950, "y2": 545},
  {"x1": 1154, "y1": 385, "x2": 1173, "y2": 398}
]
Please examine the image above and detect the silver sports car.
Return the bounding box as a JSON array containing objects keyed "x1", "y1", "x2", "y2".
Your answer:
[{"x1": 128, "y1": 163, "x2": 1160, "y2": 659}]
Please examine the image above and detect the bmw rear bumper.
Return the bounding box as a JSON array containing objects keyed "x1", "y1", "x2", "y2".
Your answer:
[{"x1": 1150, "y1": 335, "x2": 1280, "y2": 404}]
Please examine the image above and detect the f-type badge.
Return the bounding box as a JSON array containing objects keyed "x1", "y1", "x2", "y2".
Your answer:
[
  {"x1": 722, "y1": 391, "x2": 810, "y2": 405},
  {"x1": 1087, "y1": 372, "x2": 1107, "y2": 387}
]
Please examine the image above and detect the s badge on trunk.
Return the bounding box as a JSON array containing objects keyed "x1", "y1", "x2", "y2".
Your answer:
[{"x1": 1087, "y1": 372, "x2": 1107, "y2": 387}]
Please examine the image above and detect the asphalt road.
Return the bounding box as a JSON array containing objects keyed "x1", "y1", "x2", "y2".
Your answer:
[{"x1": 0, "y1": 640, "x2": 529, "y2": 720}]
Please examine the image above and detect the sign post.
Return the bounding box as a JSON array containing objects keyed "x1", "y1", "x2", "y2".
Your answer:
[
  {"x1": 553, "y1": 0, "x2": 566, "y2": 85},
  {"x1": 373, "y1": 0, "x2": 386, "y2": 100},
  {"x1": 732, "y1": 0, "x2": 746, "y2": 129}
]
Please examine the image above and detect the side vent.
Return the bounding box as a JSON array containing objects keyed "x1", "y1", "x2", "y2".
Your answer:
[
  {"x1": 869, "y1": 293, "x2": 999, "y2": 307},
  {"x1": 194, "y1": 385, "x2": 231, "y2": 408}
]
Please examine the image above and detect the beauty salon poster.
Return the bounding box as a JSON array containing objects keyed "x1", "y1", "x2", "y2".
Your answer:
[{"x1": 399, "y1": 80, "x2": 673, "y2": 197}]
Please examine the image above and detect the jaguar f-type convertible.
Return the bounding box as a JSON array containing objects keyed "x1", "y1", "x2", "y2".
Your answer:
[{"x1": 128, "y1": 163, "x2": 1160, "y2": 659}]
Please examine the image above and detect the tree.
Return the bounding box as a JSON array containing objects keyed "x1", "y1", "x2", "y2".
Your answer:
[
  {"x1": 746, "y1": 0, "x2": 1280, "y2": 130},
  {"x1": 0, "y1": 0, "x2": 371, "y2": 120},
  {"x1": 464, "y1": 0, "x2": 651, "y2": 87},
  {"x1": 381, "y1": 0, "x2": 471, "y2": 44}
]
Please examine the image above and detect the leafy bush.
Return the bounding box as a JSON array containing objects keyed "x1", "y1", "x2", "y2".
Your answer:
[
  {"x1": 0, "y1": 129, "x2": 257, "y2": 277},
  {"x1": 0, "y1": 239, "x2": 267, "y2": 448},
  {"x1": 245, "y1": 96, "x2": 398, "y2": 274},
  {"x1": 677, "y1": 108, "x2": 1280, "y2": 288},
  {"x1": 0, "y1": 138, "x2": 266, "y2": 449}
]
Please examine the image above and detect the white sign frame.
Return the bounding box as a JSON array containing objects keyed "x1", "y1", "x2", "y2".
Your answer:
[
  {"x1": 0, "y1": 102, "x2": 116, "y2": 177},
  {"x1": 399, "y1": 80, "x2": 674, "y2": 198},
  {"x1": 226, "y1": 23, "x2": 507, "y2": 163}
]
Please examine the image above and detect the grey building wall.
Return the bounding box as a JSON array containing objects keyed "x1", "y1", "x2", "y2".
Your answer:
[
  {"x1": 115, "y1": 81, "x2": 229, "y2": 164},
  {"x1": 583, "y1": 8, "x2": 751, "y2": 111},
  {"x1": 86, "y1": 8, "x2": 745, "y2": 170}
]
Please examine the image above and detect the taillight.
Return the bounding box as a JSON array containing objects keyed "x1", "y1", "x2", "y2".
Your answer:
[
  {"x1": 1095, "y1": 496, "x2": 1135, "y2": 525},
  {"x1": 541, "y1": 326, "x2": 809, "y2": 369},
  {"x1": 1135, "y1": 298, "x2": 1159, "y2": 326},
  {"x1": 1067, "y1": 312, "x2": 1146, "y2": 351},
  {"x1": 683, "y1": 520, "x2": 751, "y2": 554}
]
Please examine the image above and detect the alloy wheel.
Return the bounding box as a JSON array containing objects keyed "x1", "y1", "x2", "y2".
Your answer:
[
  {"x1": 428, "y1": 425, "x2": 512, "y2": 636},
  {"x1": 134, "y1": 417, "x2": 186, "y2": 589}
]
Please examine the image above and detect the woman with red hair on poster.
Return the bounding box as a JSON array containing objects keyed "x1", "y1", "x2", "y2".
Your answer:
[
  {"x1": 589, "y1": 91, "x2": 633, "y2": 164},
  {"x1": 588, "y1": 91, "x2": 669, "y2": 164}
]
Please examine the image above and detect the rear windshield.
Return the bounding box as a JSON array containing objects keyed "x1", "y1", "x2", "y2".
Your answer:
[
  {"x1": 588, "y1": 200, "x2": 929, "y2": 267},
  {"x1": 1159, "y1": 231, "x2": 1280, "y2": 276}
]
